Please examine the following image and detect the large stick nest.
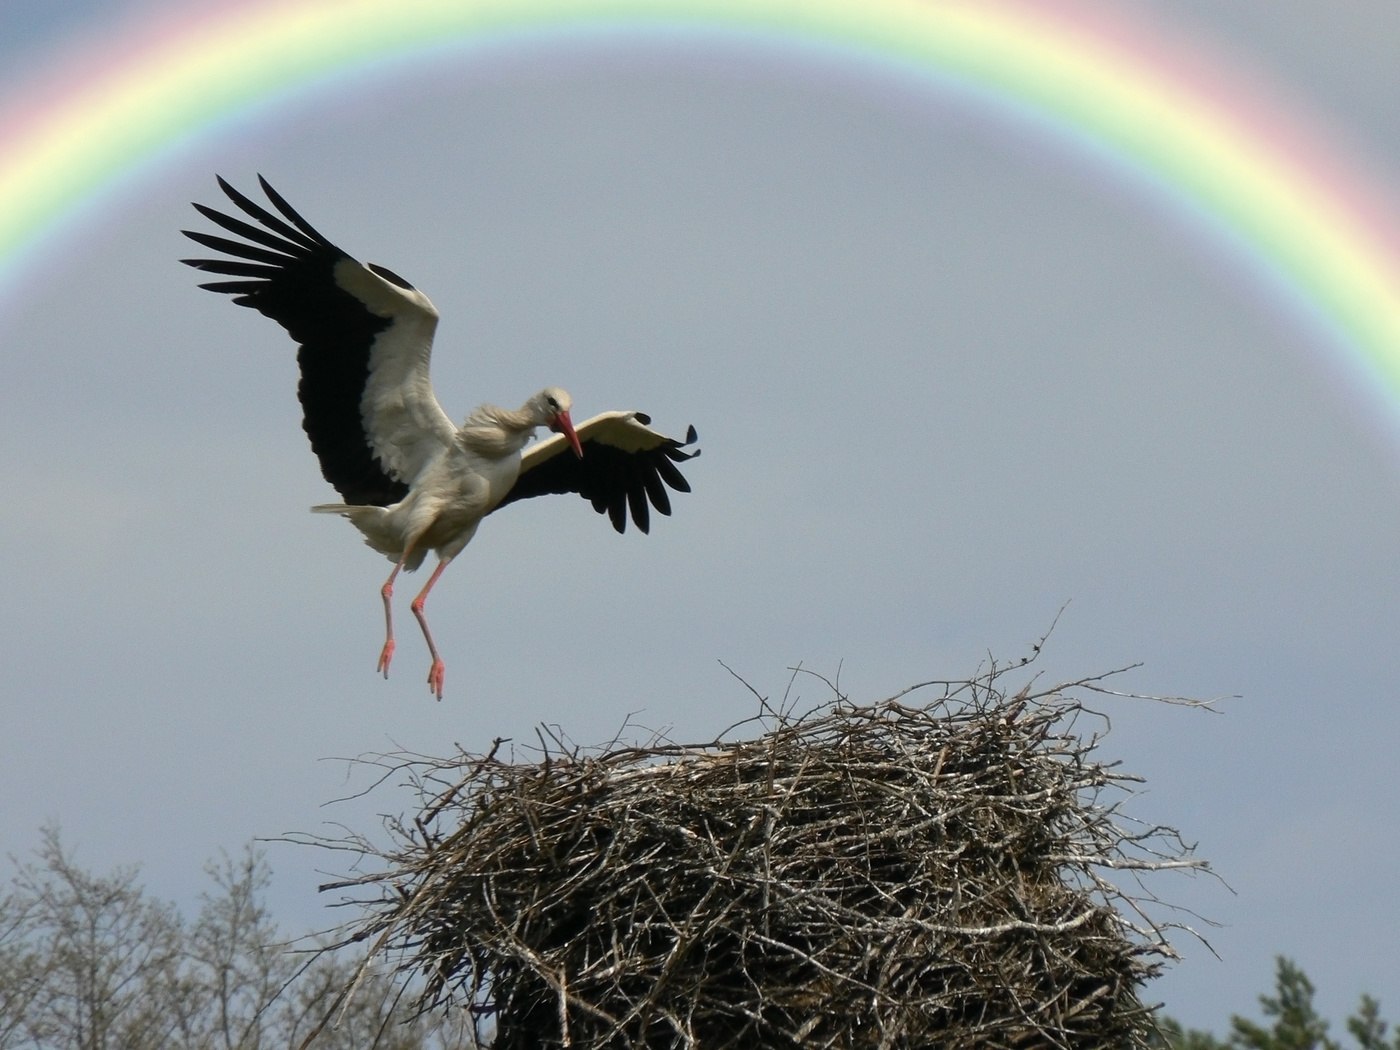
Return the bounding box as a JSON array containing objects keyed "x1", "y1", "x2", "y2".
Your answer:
[{"x1": 308, "y1": 660, "x2": 1211, "y2": 1049}]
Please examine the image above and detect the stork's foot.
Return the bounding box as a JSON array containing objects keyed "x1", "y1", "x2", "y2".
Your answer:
[
  {"x1": 427, "y1": 659, "x2": 445, "y2": 701},
  {"x1": 377, "y1": 638, "x2": 396, "y2": 679}
]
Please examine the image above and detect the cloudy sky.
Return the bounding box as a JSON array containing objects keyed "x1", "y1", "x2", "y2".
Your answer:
[{"x1": 3, "y1": 0, "x2": 1398, "y2": 1036}]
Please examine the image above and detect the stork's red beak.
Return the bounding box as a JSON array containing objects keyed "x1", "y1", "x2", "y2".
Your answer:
[{"x1": 552, "y1": 410, "x2": 584, "y2": 458}]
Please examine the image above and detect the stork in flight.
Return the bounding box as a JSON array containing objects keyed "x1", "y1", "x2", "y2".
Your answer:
[{"x1": 181, "y1": 176, "x2": 699, "y2": 699}]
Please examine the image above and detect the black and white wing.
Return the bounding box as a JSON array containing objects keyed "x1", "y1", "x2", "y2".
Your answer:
[
  {"x1": 495, "y1": 411, "x2": 700, "y2": 532},
  {"x1": 181, "y1": 176, "x2": 454, "y2": 506}
]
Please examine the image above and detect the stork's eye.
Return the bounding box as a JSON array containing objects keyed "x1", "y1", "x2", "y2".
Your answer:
[{"x1": 545, "y1": 395, "x2": 560, "y2": 410}]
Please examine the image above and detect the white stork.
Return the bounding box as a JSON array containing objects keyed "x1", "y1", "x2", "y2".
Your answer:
[{"x1": 182, "y1": 176, "x2": 699, "y2": 699}]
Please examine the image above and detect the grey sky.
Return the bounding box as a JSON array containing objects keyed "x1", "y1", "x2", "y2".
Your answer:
[{"x1": 3, "y1": 0, "x2": 1398, "y2": 1035}]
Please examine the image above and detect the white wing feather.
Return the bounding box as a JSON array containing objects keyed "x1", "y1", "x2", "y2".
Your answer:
[
  {"x1": 334, "y1": 258, "x2": 458, "y2": 484},
  {"x1": 520, "y1": 410, "x2": 663, "y2": 471}
]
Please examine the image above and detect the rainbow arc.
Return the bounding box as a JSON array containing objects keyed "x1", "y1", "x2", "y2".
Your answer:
[{"x1": 2, "y1": 0, "x2": 1398, "y2": 432}]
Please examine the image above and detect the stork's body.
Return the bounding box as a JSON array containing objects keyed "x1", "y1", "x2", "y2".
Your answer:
[{"x1": 182, "y1": 177, "x2": 698, "y2": 698}]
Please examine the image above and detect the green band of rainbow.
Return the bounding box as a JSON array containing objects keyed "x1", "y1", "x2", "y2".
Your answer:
[{"x1": 4, "y1": 0, "x2": 1399, "y2": 430}]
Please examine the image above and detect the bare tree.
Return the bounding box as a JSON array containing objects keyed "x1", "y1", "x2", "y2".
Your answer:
[
  {"x1": 5, "y1": 826, "x2": 190, "y2": 1049},
  {"x1": 0, "y1": 826, "x2": 467, "y2": 1050},
  {"x1": 185, "y1": 847, "x2": 297, "y2": 1050},
  {"x1": 0, "y1": 887, "x2": 40, "y2": 1049}
]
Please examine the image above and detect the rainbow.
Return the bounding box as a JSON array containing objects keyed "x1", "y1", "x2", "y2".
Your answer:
[{"x1": 4, "y1": 0, "x2": 1400, "y2": 435}]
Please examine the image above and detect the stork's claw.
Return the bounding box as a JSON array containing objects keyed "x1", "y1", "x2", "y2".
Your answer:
[
  {"x1": 427, "y1": 659, "x2": 445, "y2": 701},
  {"x1": 377, "y1": 639, "x2": 396, "y2": 679}
]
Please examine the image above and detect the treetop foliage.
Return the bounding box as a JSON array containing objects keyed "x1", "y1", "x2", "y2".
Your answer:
[{"x1": 1154, "y1": 956, "x2": 1399, "y2": 1050}]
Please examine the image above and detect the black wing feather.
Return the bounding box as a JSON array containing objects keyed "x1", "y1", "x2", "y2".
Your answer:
[
  {"x1": 181, "y1": 176, "x2": 410, "y2": 507},
  {"x1": 641, "y1": 467, "x2": 671, "y2": 517},
  {"x1": 182, "y1": 230, "x2": 297, "y2": 266},
  {"x1": 190, "y1": 200, "x2": 312, "y2": 258},
  {"x1": 497, "y1": 425, "x2": 700, "y2": 534}
]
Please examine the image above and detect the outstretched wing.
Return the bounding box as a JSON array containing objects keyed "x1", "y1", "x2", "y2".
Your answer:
[
  {"x1": 180, "y1": 175, "x2": 455, "y2": 506},
  {"x1": 495, "y1": 411, "x2": 700, "y2": 533}
]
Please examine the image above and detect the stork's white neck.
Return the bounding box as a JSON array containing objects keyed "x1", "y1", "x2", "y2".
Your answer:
[{"x1": 457, "y1": 403, "x2": 541, "y2": 459}]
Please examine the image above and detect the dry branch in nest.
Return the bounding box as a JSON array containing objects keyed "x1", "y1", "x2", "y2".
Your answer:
[{"x1": 300, "y1": 659, "x2": 1213, "y2": 1049}]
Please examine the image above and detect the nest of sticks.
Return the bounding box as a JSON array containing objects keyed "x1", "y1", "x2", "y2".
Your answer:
[{"x1": 307, "y1": 658, "x2": 1211, "y2": 1049}]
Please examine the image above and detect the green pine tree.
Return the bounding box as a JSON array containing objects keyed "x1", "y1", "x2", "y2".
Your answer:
[
  {"x1": 1155, "y1": 957, "x2": 1400, "y2": 1050},
  {"x1": 1230, "y1": 957, "x2": 1338, "y2": 1050}
]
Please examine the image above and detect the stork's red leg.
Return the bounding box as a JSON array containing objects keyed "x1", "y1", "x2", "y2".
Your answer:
[
  {"x1": 410, "y1": 555, "x2": 455, "y2": 701},
  {"x1": 377, "y1": 546, "x2": 415, "y2": 679}
]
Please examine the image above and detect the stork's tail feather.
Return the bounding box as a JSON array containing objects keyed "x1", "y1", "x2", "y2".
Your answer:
[{"x1": 310, "y1": 503, "x2": 424, "y2": 567}]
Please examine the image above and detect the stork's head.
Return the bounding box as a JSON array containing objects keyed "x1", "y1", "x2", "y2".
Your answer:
[{"x1": 534, "y1": 386, "x2": 583, "y2": 458}]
